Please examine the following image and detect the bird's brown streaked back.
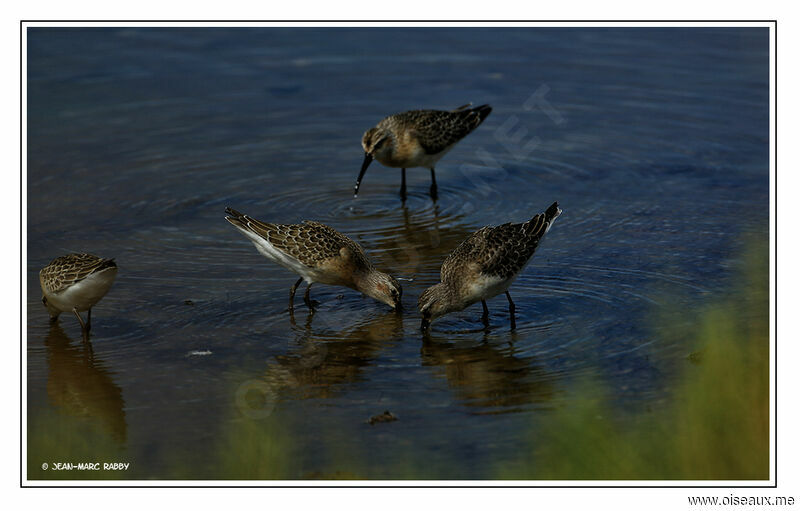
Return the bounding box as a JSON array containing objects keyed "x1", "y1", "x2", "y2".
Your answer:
[
  {"x1": 380, "y1": 105, "x2": 492, "y2": 156},
  {"x1": 39, "y1": 253, "x2": 117, "y2": 295},
  {"x1": 225, "y1": 207, "x2": 371, "y2": 269},
  {"x1": 441, "y1": 201, "x2": 560, "y2": 282}
]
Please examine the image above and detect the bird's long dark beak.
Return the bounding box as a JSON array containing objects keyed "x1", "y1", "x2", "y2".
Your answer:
[
  {"x1": 420, "y1": 316, "x2": 431, "y2": 332},
  {"x1": 354, "y1": 153, "x2": 373, "y2": 197}
]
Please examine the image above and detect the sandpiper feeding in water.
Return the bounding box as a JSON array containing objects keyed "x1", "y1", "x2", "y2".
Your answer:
[
  {"x1": 355, "y1": 103, "x2": 492, "y2": 201},
  {"x1": 39, "y1": 253, "x2": 118, "y2": 334},
  {"x1": 418, "y1": 202, "x2": 561, "y2": 331},
  {"x1": 225, "y1": 207, "x2": 402, "y2": 312}
]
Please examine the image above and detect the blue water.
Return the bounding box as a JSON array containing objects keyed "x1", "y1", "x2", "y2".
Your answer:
[{"x1": 26, "y1": 27, "x2": 769, "y2": 479}]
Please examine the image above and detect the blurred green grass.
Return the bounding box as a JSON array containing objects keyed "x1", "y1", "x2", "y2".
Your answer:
[
  {"x1": 497, "y1": 243, "x2": 769, "y2": 480},
  {"x1": 27, "y1": 407, "x2": 127, "y2": 481}
]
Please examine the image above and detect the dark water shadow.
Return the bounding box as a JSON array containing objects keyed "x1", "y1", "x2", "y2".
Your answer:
[
  {"x1": 419, "y1": 333, "x2": 561, "y2": 414},
  {"x1": 235, "y1": 311, "x2": 405, "y2": 417},
  {"x1": 43, "y1": 323, "x2": 127, "y2": 443}
]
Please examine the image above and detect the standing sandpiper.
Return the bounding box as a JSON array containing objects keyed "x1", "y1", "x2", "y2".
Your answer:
[
  {"x1": 225, "y1": 207, "x2": 402, "y2": 313},
  {"x1": 39, "y1": 253, "x2": 118, "y2": 335},
  {"x1": 355, "y1": 103, "x2": 492, "y2": 201},
  {"x1": 418, "y1": 202, "x2": 561, "y2": 331}
]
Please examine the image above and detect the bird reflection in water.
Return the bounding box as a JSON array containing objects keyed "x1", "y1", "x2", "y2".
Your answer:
[
  {"x1": 44, "y1": 323, "x2": 126, "y2": 443},
  {"x1": 370, "y1": 202, "x2": 479, "y2": 285},
  {"x1": 420, "y1": 333, "x2": 558, "y2": 413},
  {"x1": 262, "y1": 311, "x2": 404, "y2": 401}
]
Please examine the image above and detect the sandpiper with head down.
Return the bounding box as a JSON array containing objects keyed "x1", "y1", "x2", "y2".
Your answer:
[
  {"x1": 418, "y1": 202, "x2": 561, "y2": 331},
  {"x1": 225, "y1": 207, "x2": 402, "y2": 313},
  {"x1": 355, "y1": 103, "x2": 492, "y2": 201},
  {"x1": 39, "y1": 253, "x2": 118, "y2": 335}
]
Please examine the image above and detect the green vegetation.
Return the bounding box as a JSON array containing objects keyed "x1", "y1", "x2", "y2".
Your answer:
[
  {"x1": 498, "y1": 244, "x2": 769, "y2": 479},
  {"x1": 213, "y1": 416, "x2": 297, "y2": 479},
  {"x1": 27, "y1": 408, "x2": 127, "y2": 481}
]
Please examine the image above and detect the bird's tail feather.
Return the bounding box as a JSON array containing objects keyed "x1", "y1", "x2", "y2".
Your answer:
[
  {"x1": 470, "y1": 104, "x2": 492, "y2": 125},
  {"x1": 225, "y1": 206, "x2": 253, "y2": 232},
  {"x1": 542, "y1": 201, "x2": 562, "y2": 234}
]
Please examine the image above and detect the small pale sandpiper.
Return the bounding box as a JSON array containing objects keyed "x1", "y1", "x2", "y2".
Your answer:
[
  {"x1": 225, "y1": 207, "x2": 402, "y2": 313},
  {"x1": 355, "y1": 103, "x2": 492, "y2": 201},
  {"x1": 418, "y1": 202, "x2": 561, "y2": 331},
  {"x1": 39, "y1": 253, "x2": 118, "y2": 334}
]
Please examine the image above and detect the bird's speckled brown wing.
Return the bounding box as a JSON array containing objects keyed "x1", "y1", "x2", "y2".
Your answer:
[
  {"x1": 225, "y1": 208, "x2": 370, "y2": 269},
  {"x1": 383, "y1": 105, "x2": 492, "y2": 156},
  {"x1": 39, "y1": 253, "x2": 116, "y2": 294},
  {"x1": 441, "y1": 203, "x2": 560, "y2": 282},
  {"x1": 439, "y1": 226, "x2": 492, "y2": 283}
]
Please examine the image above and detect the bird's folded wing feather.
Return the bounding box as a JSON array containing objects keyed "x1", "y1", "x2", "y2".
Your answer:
[
  {"x1": 41, "y1": 254, "x2": 110, "y2": 294},
  {"x1": 242, "y1": 218, "x2": 367, "y2": 267},
  {"x1": 399, "y1": 110, "x2": 481, "y2": 155},
  {"x1": 442, "y1": 214, "x2": 551, "y2": 282}
]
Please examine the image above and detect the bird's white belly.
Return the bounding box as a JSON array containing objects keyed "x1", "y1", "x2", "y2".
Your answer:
[
  {"x1": 408, "y1": 144, "x2": 453, "y2": 169},
  {"x1": 47, "y1": 268, "x2": 117, "y2": 312},
  {"x1": 466, "y1": 273, "x2": 514, "y2": 304},
  {"x1": 379, "y1": 143, "x2": 454, "y2": 169}
]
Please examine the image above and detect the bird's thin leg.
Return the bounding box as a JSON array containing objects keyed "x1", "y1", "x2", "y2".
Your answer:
[
  {"x1": 72, "y1": 307, "x2": 87, "y2": 332},
  {"x1": 304, "y1": 283, "x2": 316, "y2": 312},
  {"x1": 86, "y1": 308, "x2": 92, "y2": 332},
  {"x1": 400, "y1": 168, "x2": 407, "y2": 201},
  {"x1": 82, "y1": 334, "x2": 94, "y2": 359},
  {"x1": 304, "y1": 309, "x2": 315, "y2": 328},
  {"x1": 481, "y1": 299, "x2": 490, "y2": 328},
  {"x1": 505, "y1": 291, "x2": 517, "y2": 330},
  {"x1": 429, "y1": 168, "x2": 438, "y2": 200},
  {"x1": 289, "y1": 277, "x2": 303, "y2": 313}
]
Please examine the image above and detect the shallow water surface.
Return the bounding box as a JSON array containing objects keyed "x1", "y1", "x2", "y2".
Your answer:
[{"x1": 26, "y1": 27, "x2": 769, "y2": 479}]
